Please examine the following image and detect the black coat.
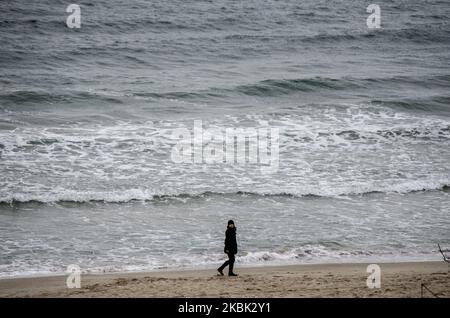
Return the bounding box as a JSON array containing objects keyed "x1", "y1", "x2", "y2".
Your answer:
[{"x1": 224, "y1": 228, "x2": 238, "y2": 254}]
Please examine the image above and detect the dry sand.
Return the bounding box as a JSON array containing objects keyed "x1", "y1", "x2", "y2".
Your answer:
[{"x1": 0, "y1": 261, "x2": 449, "y2": 298}]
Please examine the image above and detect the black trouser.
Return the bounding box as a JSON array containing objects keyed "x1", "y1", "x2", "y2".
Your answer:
[{"x1": 218, "y1": 253, "x2": 235, "y2": 274}]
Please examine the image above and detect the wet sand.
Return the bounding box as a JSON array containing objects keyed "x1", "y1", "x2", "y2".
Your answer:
[{"x1": 0, "y1": 261, "x2": 449, "y2": 298}]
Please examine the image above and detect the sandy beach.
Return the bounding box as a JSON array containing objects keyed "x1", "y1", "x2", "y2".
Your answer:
[{"x1": 0, "y1": 261, "x2": 448, "y2": 298}]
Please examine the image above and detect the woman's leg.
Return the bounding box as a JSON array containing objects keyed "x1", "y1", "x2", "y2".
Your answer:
[
  {"x1": 218, "y1": 257, "x2": 230, "y2": 275},
  {"x1": 228, "y1": 253, "x2": 235, "y2": 275}
]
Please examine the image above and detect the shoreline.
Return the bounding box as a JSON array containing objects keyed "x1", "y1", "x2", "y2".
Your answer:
[
  {"x1": 1, "y1": 261, "x2": 448, "y2": 298},
  {"x1": 0, "y1": 257, "x2": 441, "y2": 280}
]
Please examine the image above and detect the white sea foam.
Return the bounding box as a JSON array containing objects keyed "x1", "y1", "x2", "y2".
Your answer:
[
  {"x1": 0, "y1": 246, "x2": 441, "y2": 279},
  {"x1": 1, "y1": 105, "x2": 450, "y2": 203},
  {"x1": 0, "y1": 178, "x2": 449, "y2": 203}
]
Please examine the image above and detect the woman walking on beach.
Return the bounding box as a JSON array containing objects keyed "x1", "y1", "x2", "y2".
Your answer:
[{"x1": 217, "y1": 220, "x2": 238, "y2": 276}]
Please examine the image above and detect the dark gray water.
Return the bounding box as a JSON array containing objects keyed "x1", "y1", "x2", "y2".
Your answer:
[{"x1": 0, "y1": 0, "x2": 449, "y2": 277}]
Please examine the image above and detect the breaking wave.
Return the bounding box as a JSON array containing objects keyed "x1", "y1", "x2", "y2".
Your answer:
[{"x1": 1, "y1": 181, "x2": 449, "y2": 204}]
